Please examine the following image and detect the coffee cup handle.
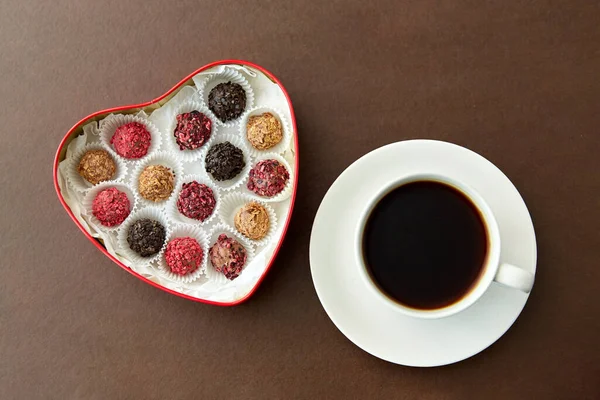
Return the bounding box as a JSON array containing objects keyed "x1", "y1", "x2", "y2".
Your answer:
[{"x1": 494, "y1": 263, "x2": 534, "y2": 293}]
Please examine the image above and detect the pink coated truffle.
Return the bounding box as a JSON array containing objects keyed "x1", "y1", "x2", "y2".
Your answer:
[
  {"x1": 110, "y1": 121, "x2": 152, "y2": 159},
  {"x1": 92, "y1": 187, "x2": 131, "y2": 227},
  {"x1": 164, "y1": 237, "x2": 204, "y2": 276}
]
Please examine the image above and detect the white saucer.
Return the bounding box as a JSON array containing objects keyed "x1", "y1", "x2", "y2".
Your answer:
[{"x1": 309, "y1": 140, "x2": 537, "y2": 367}]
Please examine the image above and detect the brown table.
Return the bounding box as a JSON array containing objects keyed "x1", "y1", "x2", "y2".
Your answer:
[{"x1": 1, "y1": 1, "x2": 599, "y2": 398}]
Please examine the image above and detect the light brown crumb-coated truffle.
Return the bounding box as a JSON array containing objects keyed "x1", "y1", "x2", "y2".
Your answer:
[
  {"x1": 138, "y1": 165, "x2": 174, "y2": 202},
  {"x1": 246, "y1": 112, "x2": 283, "y2": 150},
  {"x1": 234, "y1": 202, "x2": 270, "y2": 240},
  {"x1": 77, "y1": 149, "x2": 116, "y2": 185}
]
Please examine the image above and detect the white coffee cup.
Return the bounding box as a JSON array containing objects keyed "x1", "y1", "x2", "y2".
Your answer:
[{"x1": 354, "y1": 173, "x2": 534, "y2": 319}]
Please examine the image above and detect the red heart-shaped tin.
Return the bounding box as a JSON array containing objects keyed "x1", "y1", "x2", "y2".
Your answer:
[{"x1": 53, "y1": 60, "x2": 298, "y2": 306}]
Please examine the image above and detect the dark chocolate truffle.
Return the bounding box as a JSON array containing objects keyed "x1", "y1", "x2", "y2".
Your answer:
[
  {"x1": 204, "y1": 142, "x2": 245, "y2": 181},
  {"x1": 208, "y1": 82, "x2": 246, "y2": 122},
  {"x1": 173, "y1": 110, "x2": 212, "y2": 150},
  {"x1": 138, "y1": 165, "x2": 175, "y2": 202},
  {"x1": 127, "y1": 218, "x2": 166, "y2": 257},
  {"x1": 78, "y1": 149, "x2": 116, "y2": 184},
  {"x1": 176, "y1": 181, "x2": 216, "y2": 222},
  {"x1": 164, "y1": 237, "x2": 204, "y2": 276},
  {"x1": 209, "y1": 234, "x2": 248, "y2": 280},
  {"x1": 110, "y1": 122, "x2": 152, "y2": 159},
  {"x1": 92, "y1": 187, "x2": 131, "y2": 227},
  {"x1": 247, "y1": 159, "x2": 290, "y2": 197}
]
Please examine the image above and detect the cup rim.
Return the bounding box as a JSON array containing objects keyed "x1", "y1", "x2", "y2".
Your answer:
[{"x1": 354, "y1": 173, "x2": 502, "y2": 319}]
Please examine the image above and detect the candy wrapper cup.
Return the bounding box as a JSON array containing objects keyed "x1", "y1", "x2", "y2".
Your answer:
[
  {"x1": 218, "y1": 192, "x2": 277, "y2": 248},
  {"x1": 239, "y1": 106, "x2": 292, "y2": 157},
  {"x1": 197, "y1": 68, "x2": 255, "y2": 128},
  {"x1": 99, "y1": 113, "x2": 162, "y2": 163},
  {"x1": 244, "y1": 153, "x2": 293, "y2": 203},
  {"x1": 166, "y1": 174, "x2": 221, "y2": 227},
  {"x1": 131, "y1": 151, "x2": 183, "y2": 208},
  {"x1": 164, "y1": 100, "x2": 218, "y2": 163},
  {"x1": 82, "y1": 181, "x2": 138, "y2": 232},
  {"x1": 202, "y1": 133, "x2": 252, "y2": 192},
  {"x1": 117, "y1": 207, "x2": 171, "y2": 267},
  {"x1": 205, "y1": 224, "x2": 255, "y2": 285},
  {"x1": 157, "y1": 224, "x2": 208, "y2": 284},
  {"x1": 66, "y1": 142, "x2": 128, "y2": 192}
]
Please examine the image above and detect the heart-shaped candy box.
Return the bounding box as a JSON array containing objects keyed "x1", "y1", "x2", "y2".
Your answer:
[{"x1": 53, "y1": 60, "x2": 298, "y2": 305}]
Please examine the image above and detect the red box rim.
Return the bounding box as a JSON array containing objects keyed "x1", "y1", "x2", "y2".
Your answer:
[{"x1": 53, "y1": 60, "x2": 299, "y2": 306}]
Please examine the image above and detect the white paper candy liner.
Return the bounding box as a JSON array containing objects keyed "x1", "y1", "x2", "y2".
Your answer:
[
  {"x1": 202, "y1": 133, "x2": 252, "y2": 192},
  {"x1": 131, "y1": 151, "x2": 183, "y2": 208},
  {"x1": 82, "y1": 181, "x2": 138, "y2": 232},
  {"x1": 218, "y1": 193, "x2": 278, "y2": 247},
  {"x1": 117, "y1": 207, "x2": 171, "y2": 267},
  {"x1": 166, "y1": 174, "x2": 221, "y2": 227},
  {"x1": 205, "y1": 224, "x2": 255, "y2": 285},
  {"x1": 164, "y1": 100, "x2": 218, "y2": 162},
  {"x1": 244, "y1": 153, "x2": 293, "y2": 203},
  {"x1": 99, "y1": 113, "x2": 163, "y2": 163},
  {"x1": 196, "y1": 68, "x2": 255, "y2": 128},
  {"x1": 239, "y1": 106, "x2": 292, "y2": 157},
  {"x1": 157, "y1": 224, "x2": 208, "y2": 284},
  {"x1": 65, "y1": 142, "x2": 128, "y2": 192}
]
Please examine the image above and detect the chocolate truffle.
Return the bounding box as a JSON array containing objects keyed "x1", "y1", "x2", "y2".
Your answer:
[
  {"x1": 208, "y1": 82, "x2": 246, "y2": 122},
  {"x1": 92, "y1": 187, "x2": 131, "y2": 227},
  {"x1": 247, "y1": 159, "x2": 290, "y2": 197},
  {"x1": 209, "y1": 234, "x2": 248, "y2": 280},
  {"x1": 164, "y1": 237, "x2": 204, "y2": 276},
  {"x1": 138, "y1": 165, "x2": 175, "y2": 202},
  {"x1": 176, "y1": 181, "x2": 216, "y2": 222},
  {"x1": 173, "y1": 110, "x2": 212, "y2": 151},
  {"x1": 110, "y1": 122, "x2": 152, "y2": 159},
  {"x1": 127, "y1": 218, "x2": 166, "y2": 257},
  {"x1": 234, "y1": 202, "x2": 270, "y2": 240},
  {"x1": 78, "y1": 149, "x2": 116, "y2": 185},
  {"x1": 246, "y1": 112, "x2": 283, "y2": 150},
  {"x1": 204, "y1": 142, "x2": 245, "y2": 181}
]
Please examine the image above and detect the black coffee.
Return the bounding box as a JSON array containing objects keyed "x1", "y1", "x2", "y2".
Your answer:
[{"x1": 362, "y1": 181, "x2": 488, "y2": 310}]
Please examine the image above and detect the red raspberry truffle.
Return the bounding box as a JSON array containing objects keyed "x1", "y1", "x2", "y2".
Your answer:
[
  {"x1": 209, "y1": 234, "x2": 248, "y2": 280},
  {"x1": 110, "y1": 122, "x2": 152, "y2": 159},
  {"x1": 173, "y1": 111, "x2": 212, "y2": 151},
  {"x1": 247, "y1": 159, "x2": 290, "y2": 197},
  {"x1": 164, "y1": 237, "x2": 204, "y2": 276},
  {"x1": 92, "y1": 187, "x2": 131, "y2": 227},
  {"x1": 176, "y1": 181, "x2": 216, "y2": 222}
]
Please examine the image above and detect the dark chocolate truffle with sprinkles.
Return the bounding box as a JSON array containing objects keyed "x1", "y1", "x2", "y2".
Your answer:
[
  {"x1": 127, "y1": 218, "x2": 166, "y2": 257},
  {"x1": 205, "y1": 142, "x2": 245, "y2": 181},
  {"x1": 208, "y1": 82, "x2": 247, "y2": 122},
  {"x1": 173, "y1": 110, "x2": 212, "y2": 150}
]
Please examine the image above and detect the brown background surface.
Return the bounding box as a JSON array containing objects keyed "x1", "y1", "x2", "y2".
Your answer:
[{"x1": 1, "y1": 0, "x2": 599, "y2": 399}]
